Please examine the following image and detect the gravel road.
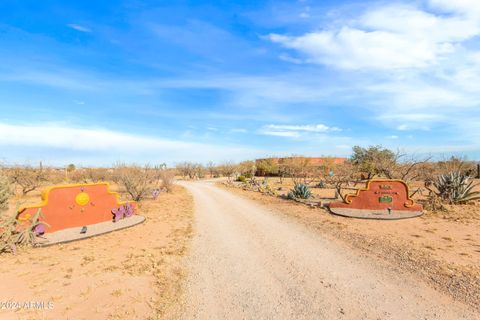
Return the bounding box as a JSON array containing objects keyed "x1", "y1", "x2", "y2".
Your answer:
[{"x1": 179, "y1": 181, "x2": 478, "y2": 320}]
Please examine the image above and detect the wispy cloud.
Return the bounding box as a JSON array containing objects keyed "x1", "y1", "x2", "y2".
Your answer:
[
  {"x1": 259, "y1": 123, "x2": 341, "y2": 138},
  {"x1": 0, "y1": 122, "x2": 261, "y2": 165},
  {"x1": 265, "y1": 0, "x2": 480, "y2": 136},
  {"x1": 67, "y1": 24, "x2": 92, "y2": 33},
  {"x1": 268, "y1": 1, "x2": 480, "y2": 70},
  {"x1": 264, "y1": 124, "x2": 340, "y2": 133}
]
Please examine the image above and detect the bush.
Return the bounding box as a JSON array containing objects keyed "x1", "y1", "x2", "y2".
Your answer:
[
  {"x1": 8, "y1": 166, "x2": 47, "y2": 195},
  {"x1": 113, "y1": 164, "x2": 157, "y2": 202},
  {"x1": 159, "y1": 170, "x2": 175, "y2": 192},
  {"x1": 316, "y1": 180, "x2": 326, "y2": 188},
  {"x1": 287, "y1": 183, "x2": 312, "y2": 200},
  {"x1": 236, "y1": 175, "x2": 247, "y2": 183},
  {"x1": 0, "y1": 175, "x2": 11, "y2": 212}
]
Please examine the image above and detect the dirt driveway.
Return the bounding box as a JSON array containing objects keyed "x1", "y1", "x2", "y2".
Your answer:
[{"x1": 178, "y1": 181, "x2": 478, "y2": 320}]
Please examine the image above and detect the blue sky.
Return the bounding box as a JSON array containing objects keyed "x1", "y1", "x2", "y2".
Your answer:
[{"x1": 1, "y1": 0, "x2": 480, "y2": 166}]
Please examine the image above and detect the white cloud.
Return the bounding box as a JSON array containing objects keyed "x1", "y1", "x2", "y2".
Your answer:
[
  {"x1": 265, "y1": 0, "x2": 480, "y2": 138},
  {"x1": 268, "y1": 1, "x2": 480, "y2": 70},
  {"x1": 259, "y1": 123, "x2": 341, "y2": 138},
  {"x1": 264, "y1": 124, "x2": 340, "y2": 133},
  {"x1": 0, "y1": 122, "x2": 261, "y2": 165},
  {"x1": 67, "y1": 24, "x2": 92, "y2": 33},
  {"x1": 269, "y1": 28, "x2": 439, "y2": 70},
  {"x1": 261, "y1": 130, "x2": 300, "y2": 138}
]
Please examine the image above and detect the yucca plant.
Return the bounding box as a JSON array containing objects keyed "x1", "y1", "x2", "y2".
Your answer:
[
  {"x1": 433, "y1": 171, "x2": 480, "y2": 204},
  {"x1": 287, "y1": 183, "x2": 312, "y2": 200}
]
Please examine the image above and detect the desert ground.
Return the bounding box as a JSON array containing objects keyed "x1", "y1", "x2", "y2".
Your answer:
[
  {"x1": 0, "y1": 185, "x2": 193, "y2": 320},
  {"x1": 175, "y1": 180, "x2": 478, "y2": 319},
  {"x1": 220, "y1": 177, "x2": 480, "y2": 312},
  {"x1": 1, "y1": 178, "x2": 480, "y2": 319}
]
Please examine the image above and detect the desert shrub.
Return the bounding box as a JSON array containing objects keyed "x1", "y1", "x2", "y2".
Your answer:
[
  {"x1": 85, "y1": 168, "x2": 113, "y2": 182},
  {"x1": 255, "y1": 158, "x2": 279, "y2": 176},
  {"x1": 237, "y1": 161, "x2": 256, "y2": 178},
  {"x1": 0, "y1": 174, "x2": 11, "y2": 212},
  {"x1": 159, "y1": 170, "x2": 175, "y2": 192},
  {"x1": 281, "y1": 156, "x2": 315, "y2": 185},
  {"x1": 351, "y1": 145, "x2": 396, "y2": 179},
  {"x1": 8, "y1": 166, "x2": 47, "y2": 195},
  {"x1": 69, "y1": 169, "x2": 89, "y2": 183},
  {"x1": 66, "y1": 163, "x2": 76, "y2": 173},
  {"x1": 430, "y1": 171, "x2": 480, "y2": 204},
  {"x1": 218, "y1": 162, "x2": 237, "y2": 182},
  {"x1": 323, "y1": 162, "x2": 362, "y2": 201},
  {"x1": 176, "y1": 162, "x2": 204, "y2": 179},
  {"x1": 236, "y1": 175, "x2": 247, "y2": 183},
  {"x1": 287, "y1": 183, "x2": 312, "y2": 200},
  {"x1": 206, "y1": 161, "x2": 221, "y2": 178},
  {"x1": 437, "y1": 156, "x2": 476, "y2": 174},
  {"x1": 0, "y1": 209, "x2": 49, "y2": 254},
  {"x1": 316, "y1": 180, "x2": 326, "y2": 188},
  {"x1": 114, "y1": 164, "x2": 158, "y2": 201}
]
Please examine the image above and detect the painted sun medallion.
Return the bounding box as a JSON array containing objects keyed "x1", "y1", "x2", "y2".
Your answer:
[{"x1": 75, "y1": 192, "x2": 90, "y2": 206}]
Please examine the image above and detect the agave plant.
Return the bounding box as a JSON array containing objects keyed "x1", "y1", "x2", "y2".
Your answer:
[
  {"x1": 0, "y1": 208, "x2": 49, "y2": 254},
  {"x1": 433, "y1": 171, "x2": 480, "y2": 204},
  {"x1": 287, "y1": 183, "x2": 312, "y2": 200}
]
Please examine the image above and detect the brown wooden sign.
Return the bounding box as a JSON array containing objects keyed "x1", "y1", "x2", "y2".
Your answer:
[{"x1": 328, "y1": 179, "x2": 423, "y2": 220}]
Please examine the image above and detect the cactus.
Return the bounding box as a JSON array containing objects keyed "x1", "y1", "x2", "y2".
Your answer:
[
  {"x1": 0, "y1": 175, "x2": 11, "y2": 212},
  {"x1": 287, "y1": 183, "x2": 312, "y2": 200},
  {"x1": 434, "y1": 171, "x2": 480, "y2": 204}
]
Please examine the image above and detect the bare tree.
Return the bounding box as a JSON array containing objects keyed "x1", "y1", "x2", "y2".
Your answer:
[
  {"x1": 282, "y1": 156, "x2": 314, "y2": 185},
  {"x1": 113, "y1": 164, "x2": 157, "y2": 201},
  {"x1": 8, "y1": 166, "x2": 47, "y2": 195},
  {"x1": 219, "y1": 162, "x2": 237, "y2": 182},
  {"x1": 176, "y1": 162, "x2": 204, "y2": 179},
  {"x1": 206, "y1": 161, "x2": 217, "y2": 178},
  {"x1": 324, "y1": 162, "x2": 359, "y2": 201}
]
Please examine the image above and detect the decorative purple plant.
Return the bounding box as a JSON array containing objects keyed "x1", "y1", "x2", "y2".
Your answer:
[
  {"x1": 124, "y1": 202, "x2": 134, "y2": 217},
  {"x1": 34, "y1": 224, "x2": 46, "y2": 236},
  {"x1": 112, "y1": 203, "x2": 135, "y2": 222},
  {"x1": 112, "y1": 205, "x2": 126, "y2": 222},
  {"x1": 152, "y1": 189, "x2": 161, "y2": 200}
]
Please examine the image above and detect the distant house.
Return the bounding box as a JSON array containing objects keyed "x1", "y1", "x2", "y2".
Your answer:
[{"x1": 255, "y1": 157, "x2": 347, "y2": 176}]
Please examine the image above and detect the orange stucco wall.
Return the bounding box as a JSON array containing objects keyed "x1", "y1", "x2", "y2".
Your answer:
[
  {"x1": 16, "y1": 183, "x2": 136, "y2": 233},
  {"x1": 329, "y1": 179, "x2": 423, "y2": 212}
]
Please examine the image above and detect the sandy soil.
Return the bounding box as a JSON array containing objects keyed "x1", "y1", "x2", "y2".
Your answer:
[
  {"x1": 222, "y1": 179, "x2": 480, "y2": 311},
  {"x1": 179, "y1": 181, "x2": 478, "y2": 319},
  {"x1": 0, "y1": 185, "x2": 193, "y2": 320}
]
